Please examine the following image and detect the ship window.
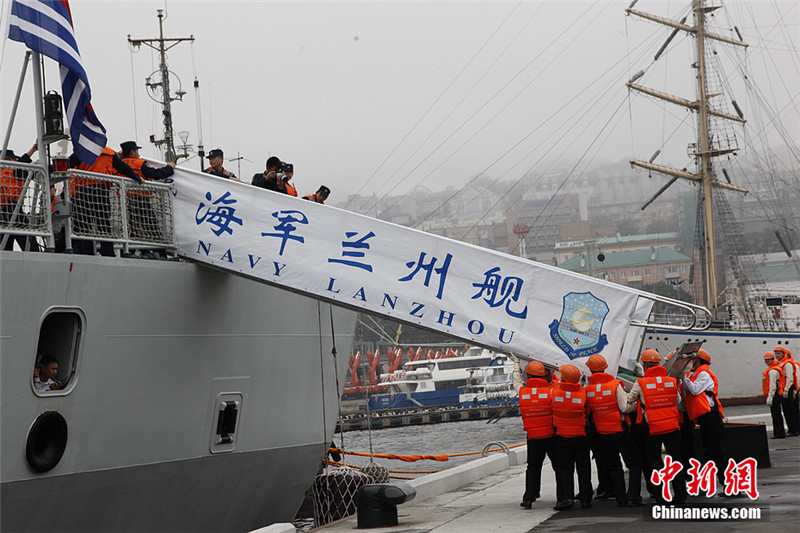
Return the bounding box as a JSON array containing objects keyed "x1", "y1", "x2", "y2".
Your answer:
[{"x1": 33, "y1": 309, "x2": 83, "y2": 395}]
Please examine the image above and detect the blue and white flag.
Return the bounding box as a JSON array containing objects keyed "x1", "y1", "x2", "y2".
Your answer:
[{"x1": 8, "y1": 0, "x2": 106, "y2": 165}]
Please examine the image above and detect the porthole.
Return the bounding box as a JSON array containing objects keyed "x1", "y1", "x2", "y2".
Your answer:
[{"x1": 34, "y1": 309, "x2": 84, "y2": 395}]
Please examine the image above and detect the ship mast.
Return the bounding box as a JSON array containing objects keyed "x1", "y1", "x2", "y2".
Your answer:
[
  {"x1": 127, "y1": 10, "x2": 194, "y2": 163},
  {"x1": 626, "y1": 0, "x2": 748, "y2": 313}
]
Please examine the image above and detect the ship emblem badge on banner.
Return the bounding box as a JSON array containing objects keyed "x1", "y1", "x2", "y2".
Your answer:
[{"x1": 549, "y1": 291, "x2": 610, "y2": 359}]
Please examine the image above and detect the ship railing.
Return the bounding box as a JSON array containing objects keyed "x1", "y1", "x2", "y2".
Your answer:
[
  {"x1": 629, "y1": 291, "x2": 713, "y2": 331},
  {"x1": 0, "y1": 160, "x2": 53, "y2": 249},
  {"x1": 53, "y1": 169, "x2": 176, "y2": 254}
]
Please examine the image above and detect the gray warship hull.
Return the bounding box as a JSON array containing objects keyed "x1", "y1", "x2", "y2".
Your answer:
[{"x1": 1, "y1": 251, "x2": 356, "y2": 532}]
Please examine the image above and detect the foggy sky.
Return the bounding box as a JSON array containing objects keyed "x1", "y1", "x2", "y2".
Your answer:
[{"x1": 1, "y1": 1, "x2": 797, "y2": 203}]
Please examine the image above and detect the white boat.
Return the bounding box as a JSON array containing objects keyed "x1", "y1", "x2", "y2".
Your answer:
[
  {"x1": 368, "y1": 347, "x2": 516, "y2": 410},
  {"x1": 625, "y1": 0, "x2": 800, "y2": 399},
  {"x1": 457, "y1": 360, "x2": 518, "y2": 408}
]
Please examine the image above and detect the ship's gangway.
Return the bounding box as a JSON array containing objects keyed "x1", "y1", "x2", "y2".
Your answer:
[{"x1": 163, "y1": 166, "x2": 707, "y2": 374}]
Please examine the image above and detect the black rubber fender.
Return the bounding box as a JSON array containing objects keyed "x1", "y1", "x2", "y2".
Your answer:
[{"x1": 26, "y1": 411, "x2": 68, "y2": 472}]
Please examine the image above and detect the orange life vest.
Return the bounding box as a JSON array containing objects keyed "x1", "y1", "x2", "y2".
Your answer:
[
  {"x1": 122, "y1": 157, "x2": 151, "y2": 198},
  {"x1": 519, "y1": 378, "x2": 554, "y2": 440},
  {"x1": 762, "y1": 361, "x2": 785, "y2": 397},
  {"x1": 71, "y1": 147, "x2": 116, "y2": 192},
  {"x1": 122, "y1": 158, "x2": 146, "y2": 180},
  {"x1": 585, "y1": 372, "x2": 623, "y2": 434},
  {"x1": 683, "y1": 364, "x2": 724, "y2": 421},
  {"x1": 1, "y1": 167, "x2": 23, "y2": 208},
  {"x1": 551, "y1": 382, "x2": 587, "y2": 438},
  {"x1": 780, "y1": 357, "x2": 799, "y2": 389},
  {"x1": 637, "y1": 366, "x2": 679, "y2": 435},
  {"x1": 286, "y1": 182, "x2": 298, "y2": 197}
]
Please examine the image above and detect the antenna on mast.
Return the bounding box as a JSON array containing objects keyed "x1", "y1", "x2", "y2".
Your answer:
[
  {"x1": 194, "y1": 77, "x2": 205, "y2": 170},
  {"x1": 127, "y1": 10, "x2": 194, "y2": 163}
]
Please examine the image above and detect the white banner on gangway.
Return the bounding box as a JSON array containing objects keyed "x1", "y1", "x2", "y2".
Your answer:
[{"x1": 170, "y1": 167, "x2": 653, "y2": 373}]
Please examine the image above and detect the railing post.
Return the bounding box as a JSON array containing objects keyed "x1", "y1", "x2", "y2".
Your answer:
[
  {"x1": 63, "y1": 176, "x2": 74, "y2": 253},
  {"x1": 120, "y1": 179, "x2": 130, "y2": 256}
]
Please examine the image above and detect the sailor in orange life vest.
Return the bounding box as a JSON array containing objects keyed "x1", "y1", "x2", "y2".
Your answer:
[
  {"x1": 518, "y1": 360, "x2": 556, "y2": 509},
  {"x1": 280, "y1": 162, "x2": 298, "y2": 197},
  {"x1": 551, "y1": 364, "x2": 593, "y2": 511},
  {"x1": 1, "y1": 144, "x2": 38, "y2": 251},
  {"x1": 203, "y1": 148, "x2": 242, "y2": 182},
  {"x1": 625, "y1": 349, "x2": 687, "y2": 504},
  {"x1": 119, "y1": 141, "x2": 176, "y2": 244},
  {"x1": 763, "y1": 351, "x2": 787, "y2": 439},
  {"x1": 666, "y1": 350, "x2": 696, "y2": 467},
  {"x1": 120, "y1": 141, "x2": 176, "y2": 181},
  {"x1": 773, "y1": 346, "x2": 800, "y2": 436},
  {"x1": 68, "y1": 146, "x2": 142, "y2": 256},
  {"x1": 302, "y1": 185, "x2": 330, "y2": 204},
  {"x1": 679, "y1": 349, "x2": 727, "y2": 481},
  {"x1": 584, "y1": 354, "x2": 644, "y2": 507}
]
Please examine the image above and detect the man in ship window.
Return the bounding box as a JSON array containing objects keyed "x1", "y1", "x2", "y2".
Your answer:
[{"x1": 34, "y1": 356, "x2": 61, "y2": 392}]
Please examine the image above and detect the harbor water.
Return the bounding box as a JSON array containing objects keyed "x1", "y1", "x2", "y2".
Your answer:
[{"x1": 331, "y1": 415, "x2": 528, "y2": 475}]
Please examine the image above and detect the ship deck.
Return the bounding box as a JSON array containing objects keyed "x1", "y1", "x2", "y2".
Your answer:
[{"x1": 306, "y1": 404, "x2": 799, "y2": 533}]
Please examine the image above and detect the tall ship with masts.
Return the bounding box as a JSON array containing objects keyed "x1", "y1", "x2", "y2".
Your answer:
[{"x1": 626, "y1": 0, "x2": 799, "y2": 400}]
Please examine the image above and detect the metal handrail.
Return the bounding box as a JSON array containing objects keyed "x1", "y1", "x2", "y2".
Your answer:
[
  {"x1": 56, "y1": 169, "x2": 176, "y2": 254},
  {"x1": 628, "y1": 290, "x2": 712, "y2": 331},
  {"x1": 0, "y1": 161, "x2": 52, "y2": 244}
]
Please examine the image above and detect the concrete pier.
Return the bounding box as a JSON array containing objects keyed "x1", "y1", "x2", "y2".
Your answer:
[
  {"x1": 336, "y1": 405, "x2": 519, "y2": 432},
  {"x1": 308, "y1": 404, "x2": 800, "y2": 532}
]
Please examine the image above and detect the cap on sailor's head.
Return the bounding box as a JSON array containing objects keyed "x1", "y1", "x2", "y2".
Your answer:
[
  {"x1": 120, "y1": 141, "x2": 141, "y2": 154},
  {"x1": 208, "y1": 148, "x2": 224, "y2": 158}
]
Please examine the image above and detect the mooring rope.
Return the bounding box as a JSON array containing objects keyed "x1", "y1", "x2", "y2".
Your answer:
[{"x1": 329, "y1": 441, "x2": 525, "y2": 462}]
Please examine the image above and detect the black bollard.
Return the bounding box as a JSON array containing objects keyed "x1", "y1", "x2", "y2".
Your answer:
[{"x1": 357, "y1": 482, "x2": 417, "y2": 528}]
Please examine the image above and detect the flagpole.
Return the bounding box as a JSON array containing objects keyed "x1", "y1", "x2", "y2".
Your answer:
[
  {"x1": 30, "y1": 51, "x2": 56, "y2": 251},
  {"x1": 1, "y1": 51, "x2": 31, "y2": 160}
]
